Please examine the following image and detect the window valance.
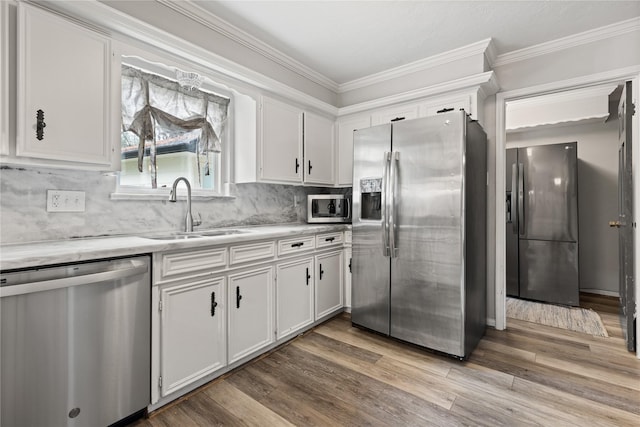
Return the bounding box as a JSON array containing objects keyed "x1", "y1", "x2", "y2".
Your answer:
[{"x1": 121, "y1": 65, "x2": 229, "y2": 188}]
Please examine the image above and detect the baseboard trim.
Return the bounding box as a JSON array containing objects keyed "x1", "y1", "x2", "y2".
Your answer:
[{"x1": 580, "y1": 289, "x2": 620, "y2": 298}]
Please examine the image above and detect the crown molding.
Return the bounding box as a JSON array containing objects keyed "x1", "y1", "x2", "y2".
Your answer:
[
  {"x1": 507, "y1": 83, "x2": 618, "y2": 110},
  {"x1": 494, "y1": 17, "x2": 640, "y2": 68},
  {"x1": 338, "y1": 71, "x2": 498, "y2": 116},
  {"x1": 338, "y1": 38, "x2": 494, "y2": 93},
  {"x1": 157, "y1": 0, "x2": 340, "y2": 92},
  {"x1": 29, "y1": 0, "x2": 339, "y2": 115}
]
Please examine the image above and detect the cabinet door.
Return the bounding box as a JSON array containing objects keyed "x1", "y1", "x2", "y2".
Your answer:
[
  {"x1": 371, "y1": 102, "x2": 420, "y2": 126},
  {"x1": 260, "y1": 96, "x2": 303, "y2": 183},
  {"x1": 304, "y1": 112, "x2": 335, "y2": 185},
  {"x1": 337, "y1": 115, "x2": 371, "y2": 186},
  {"x1": 16, "y1": 4, "x2": 112, "y2": 165},
  {"x1": 315, "y1": 250, "x2": 344, "y2": 319},
  {"x1": 228, "y1": 266, "x2": 274, "y2": 364},
  {"x1": 160, "y1": 277, "x2": 226, "y2": 396},
  {"x1": 276, "y1": 257, "x2": 314, "y2": 339},
  {"x1": 424, "y1": 95, "x2": 472, "y2": 118},
  {"x1": 344, "y1": 247, "x2": 352, "y2": 309}
]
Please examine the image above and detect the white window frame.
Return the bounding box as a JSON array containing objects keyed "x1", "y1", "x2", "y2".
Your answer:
[{"x1": 111, "y1": 43, "x2": 236, "y2": 200}]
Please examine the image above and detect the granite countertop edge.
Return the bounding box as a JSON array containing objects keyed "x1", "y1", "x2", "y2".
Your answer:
[{"x1": 1, "y1": 223, "x2": 352, "y2": 271}]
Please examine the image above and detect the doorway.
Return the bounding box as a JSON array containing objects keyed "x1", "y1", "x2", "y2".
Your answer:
[{"x1": 494, "y1": 71, "x2": 640, "y2": 358}]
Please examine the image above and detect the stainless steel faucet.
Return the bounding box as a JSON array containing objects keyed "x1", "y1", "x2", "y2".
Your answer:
[{"x1": 169, "y1": 177, "x2": 201, "y2": 232}]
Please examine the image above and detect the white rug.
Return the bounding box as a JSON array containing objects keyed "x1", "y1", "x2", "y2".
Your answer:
[{"x1": 506, "y1": 297, "x2": 609, "y2": 337}]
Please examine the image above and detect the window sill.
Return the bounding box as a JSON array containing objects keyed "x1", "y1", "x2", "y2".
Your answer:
[{"x1": 110, "y1": 187, "x2": 236, "y2": 201}]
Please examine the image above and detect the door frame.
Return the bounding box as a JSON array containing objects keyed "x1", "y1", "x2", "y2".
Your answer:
[{"x1": 494, "y1": 66, "x2": 640, "y2": 358}]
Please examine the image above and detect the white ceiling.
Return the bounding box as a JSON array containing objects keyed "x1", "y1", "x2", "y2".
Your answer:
[{"x1": 192, "y1": 0, "x2": 640, "y2": 86}]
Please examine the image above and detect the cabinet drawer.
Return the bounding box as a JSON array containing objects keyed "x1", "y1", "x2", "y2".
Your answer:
[
  {"x1": 278, "y1": 235, "x2": 316, "y2": 256},
  {"x1": 316, "y1": 232, "x2": 344, "y2": 248},
  {"x1": 159, "y1": 247, "x2": 227, "y2": 280},
  {"x1": 230, "y1": 241, "x2": 276, "y2": 265}
]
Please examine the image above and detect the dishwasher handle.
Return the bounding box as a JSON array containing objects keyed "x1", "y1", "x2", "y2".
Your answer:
[{"x1": 0, "y1": 260, "x2": 149, "y2": 298}]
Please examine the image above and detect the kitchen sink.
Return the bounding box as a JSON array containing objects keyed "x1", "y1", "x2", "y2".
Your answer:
[
  {"x1": 145, "y1": 234, "x2": 203, "y2": 240},
  {"x1": 197, "y1": 229, "x2": 249, "y2": 236},
  {"x1": 143, "y1": 228, "x2": 251, "y2": 240}
]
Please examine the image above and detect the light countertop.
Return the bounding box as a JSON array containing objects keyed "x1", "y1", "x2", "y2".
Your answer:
[{"x1": 1, "y1": 223, "x2": 351, "y2": 271}]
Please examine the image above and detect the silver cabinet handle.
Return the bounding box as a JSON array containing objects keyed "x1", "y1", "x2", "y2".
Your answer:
[
  {"x1": 381, "y1": 151, "x2": 391, "y2": 257},
  {"x1": 0, "y1": 261, "x2": 148, "y2": 298}
]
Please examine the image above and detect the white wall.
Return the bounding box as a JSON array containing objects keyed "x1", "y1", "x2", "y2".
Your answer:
[{"x1": 507, "y1": 119, "x2": 620, "y2": 295}]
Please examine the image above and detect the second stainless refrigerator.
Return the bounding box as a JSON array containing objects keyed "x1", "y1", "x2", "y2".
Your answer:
[
  {"x1": 506, "y1": 143, "x2": 579, "y2": 306},
  {"x1": 351, "y1": 111, "x2": 487, "y2": 359}
]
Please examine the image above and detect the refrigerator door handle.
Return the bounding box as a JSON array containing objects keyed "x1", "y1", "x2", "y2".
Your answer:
[
  {"x1": 518, "y1": 162, "x2": 525, "y2": 236},
  {"x1": 389, "y1": 151, "x2": 400, "y2": 257},
  {"x1": 511, "y1": 163, "x2": 518, "y2": 234},
  {"x1": 381, "y1": 151, "x2": 391, "y2": 257}
]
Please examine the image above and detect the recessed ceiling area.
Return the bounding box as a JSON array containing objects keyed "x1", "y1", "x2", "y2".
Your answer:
[{"x1": 193, "y1": 0, "x2": 640, "y2": 85}]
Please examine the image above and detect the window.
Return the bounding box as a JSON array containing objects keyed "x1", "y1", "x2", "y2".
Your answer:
[{"x1": 120, "y1": 63, "x2": 230, "y2": 193}]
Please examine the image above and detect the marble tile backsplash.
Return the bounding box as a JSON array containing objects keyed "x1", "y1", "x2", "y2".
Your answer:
[{"x1": 0, "y1": 165, "x2": 348, "y2": 244}]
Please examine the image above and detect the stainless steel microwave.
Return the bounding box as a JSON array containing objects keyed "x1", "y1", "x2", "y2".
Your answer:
[{"x1": 307, "y1": 194, "x2": 351, "y2": 223}]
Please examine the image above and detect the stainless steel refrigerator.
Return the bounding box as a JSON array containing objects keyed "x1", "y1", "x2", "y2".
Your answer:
[
  {"x1": 506, "y1": 142, "x2": 579, "y2": 306},
  {"x1": 351, "y1": 111, "x2": 487, "y2": 359}
]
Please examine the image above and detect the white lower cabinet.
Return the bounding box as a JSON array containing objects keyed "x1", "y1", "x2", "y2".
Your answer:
[
  {"x1": 152, "y1": 232, "x2": 347, "y2": 408},
  {"x1": 276, "y1": 257, "x2": 314, "y2": 339},
  {"x1": 228, "y1": 266, "x2": 274, "y2": 364},
  {"x1": 159, "y1": 277, "x2": 226, "y2": 397},
  {"x1": 344, "y1": 247, "x2": 352, "y2": 309},
  {"x1": 315, "y1": 250, "x2": 344, "y2": 319}
]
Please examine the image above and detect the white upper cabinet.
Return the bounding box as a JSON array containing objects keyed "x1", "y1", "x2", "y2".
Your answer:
[
  {"x1": 303, "y1": 112, "x2": 335, "y2": 186},
  {"x1": 16, "y1": 4, "x2": 114, "y2": 167},
  {"x1": 336, "y1": 114, "x2": 370, "y2": 186},
  {"x1": 370, "y1": 102, "x2": 421, "y2": 126},
  {"x1": 259, "y1": 96, "x2": 303, "y2": 183},
  {"x1": 423, "y1": 94, "x2": 472, "y2": 118},
  {"x1": 259, "y1": 96, "x2": 335, "y2": 186}
]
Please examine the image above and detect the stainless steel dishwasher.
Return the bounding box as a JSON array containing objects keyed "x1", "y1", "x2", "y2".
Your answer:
[{"x1": 1, "y1": 255, "x2": 151, "y2": 427}]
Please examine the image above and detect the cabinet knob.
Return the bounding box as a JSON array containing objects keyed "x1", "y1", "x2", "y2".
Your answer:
[{"x1": 36, "y1": 109, "x2": 46, "y2": 140}]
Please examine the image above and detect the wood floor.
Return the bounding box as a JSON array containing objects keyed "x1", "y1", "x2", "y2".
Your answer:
[{"x1": 134, "y1": 294, "x2": 639, "y2": 426}]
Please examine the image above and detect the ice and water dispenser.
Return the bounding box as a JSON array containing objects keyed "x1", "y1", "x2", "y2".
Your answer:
[{"x1": 359, "y1": 178, "x2": 382, "y2": 220}]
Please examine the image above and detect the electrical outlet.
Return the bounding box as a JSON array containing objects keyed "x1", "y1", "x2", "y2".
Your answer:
[{"x1": 47, "y1": 190, "x2": 86, "y2": 212}]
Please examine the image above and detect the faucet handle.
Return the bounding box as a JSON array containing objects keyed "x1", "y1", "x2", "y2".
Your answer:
[{"x1": 193, "y1": 213, "x2": 202, "y2": 227}]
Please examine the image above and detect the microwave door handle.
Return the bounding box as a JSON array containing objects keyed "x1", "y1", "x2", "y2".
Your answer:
[{"x1": 345, "y1": 197, "x2": 350, "y2": 220}]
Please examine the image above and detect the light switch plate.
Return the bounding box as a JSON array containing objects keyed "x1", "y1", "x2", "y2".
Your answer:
[{"x1": 47, "y1": 190, "x2": 86, "y2": 212}]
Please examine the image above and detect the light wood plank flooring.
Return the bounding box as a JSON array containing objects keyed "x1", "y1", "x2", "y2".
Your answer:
[{"x1": 133, "y1": 295, "x2": 639, "y2": 426}]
